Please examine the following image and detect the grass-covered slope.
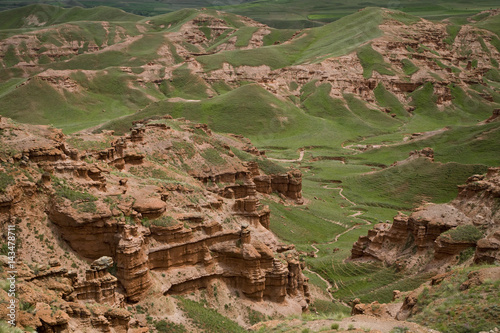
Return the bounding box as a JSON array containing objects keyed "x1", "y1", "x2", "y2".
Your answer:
[
  {"x1": 198, "y1": 7, "x2": 386, "y2": 71},
  {"x1": 1, "y1": 0, "x2": 495, "y2": 28},
  {"x1": 0, "y1": 4, "x2": 141, "y2": 29},
  {"x1": 410, "y1": 266, "x2": 500, "y2": 333}
]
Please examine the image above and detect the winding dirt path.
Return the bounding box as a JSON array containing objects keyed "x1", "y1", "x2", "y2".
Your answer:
[
  {"x1": 304, "y1": 266, "x2": 334, "y2": 301},
  {"x1": 267, "y1": 149, "x2": 305, "y2": 162},
  {"x1": 322, "y1": 185, "x2": 356, "y2": 206}
]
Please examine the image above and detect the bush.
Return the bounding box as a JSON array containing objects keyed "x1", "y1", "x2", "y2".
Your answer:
[
  {"x1": 177, "y1": 297, "x2": 246, "y2": 333},
  {"x1": 201, "y1": 148, "x2": 226, "y2": 166},
  {"x1": 0, "y1": 173, "x2": 14, "y2": 193},
  {"x1": 390, "y1": 327, "x2": 409, "y2": 333},
  {"x1": 441, "y1": 225, "x2": 483, "y2": 243},
  {"x1": 147, "y1": 216, "x2": 179, "y2": 228},
  {"x1": 54, "y1": 181, "x2": 97, "y2": 202},
  {"x1": 248, "y1": 308, "x2": 266, "y2": 325},
  {"x1": 155, "y1": 320, "x2": 187, "y2": 333},
  {"x1": 331, "y1": 323, "x2": 340, "y2": 330},
  {"x1": 0, "y1": 321, "x2": 24, "y2": 333}
]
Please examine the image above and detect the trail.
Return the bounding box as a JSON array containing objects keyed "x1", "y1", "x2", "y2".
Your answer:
[
  {"x1": 330, "y1": 225, "x2": 359, "y2": 243},
  {"x1": 304, "y1": 265, "x2": 334, "y2": 301},
  {"x1": 303, "y1": 182, "x2": 374, "y2": 305},
  {"x1": 322, "y1": 185, "x2": 356, "y2": 206},
  {"x1": 315, "y1": 214, "x2": 349, "y2": 228},
  {"x1": 267, "y1": 149, "x2": 305, "y2": 162},
  {"x1": 340, "y1": 127, "x2": 449, "y2": 154}
]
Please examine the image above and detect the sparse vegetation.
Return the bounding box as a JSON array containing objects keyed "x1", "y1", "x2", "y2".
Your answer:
[
  {"x1": 143, "y1": 216, "x2": 179, "y2": 228},
  {"x1": 155, "y1": 320, "x2": 187, "y2": 333},
  {"x1": 201, "y1": 148, "x2": 226, "y2": 166},
  {"x1": 412, "y1": 267, "x2": 500, "y2": 332},
  {"x1": 53, "y1": 180, "x2": 97, "y2": 203},
  {"x1": 0, "y1": 173, "x2": 14, "y2": 193},
  {"x1": 177, "y1": 297, "x2": 246, "y2": 333}
]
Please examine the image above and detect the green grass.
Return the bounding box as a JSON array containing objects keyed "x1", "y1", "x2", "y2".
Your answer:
[
  {"x1": 177, "y1": 297, "x2": 246, "y2": 333},
  {"x1": 411, "y1": 266, "x2": 500, "y2": 333},
  {"x1": 263, "y1": 29, "x2": 297, "y2": 46},
  {"x1": 441, "y1": 225, "x2": 484, "y2": 242},
  {"x1": 1, "y1": 0, "x2": 497, "y2": 30},
  {"x1": 444, "y1": 24, "x2": 462, "y2": 45},
  {"x1": 475, "y1": 12, "x2": 500, "y2": 37},
  {"x1": 197, "y1": 7, "x2": 385, "y2": 71},
  {"x1": 53, "y1": 178, "x2": 97, "y2": 202},
  {"x1": 342, "y1": 158, "x2": 488, "y2": 210},
  {"x1": 201, "y1": 148, "x2": 227, "y2": 166},
  {"x1": 67, "y1": 137, "x2": 112, "y2": 151},
  {"x1": 401, "y1": 59, "x2": 419, "y2": 76},
  {"x1": 103, "y1": 83, "x2": 310, "y2": 138},
  {"x1": 172, "y1": 141, "x2": 196, "y2": 159},
  {"x1": 343, "y1": 93, "x2": 400, "y2": 130},
  {"x1": 234, "y1": 26, "x2": 258, "y2": 47},
  {"x1": 307, "y1": 254, "x2": 435, "y2": 304},
  {"x1": 0, "y1": 68, "x2": 155, "y2": 132},
  {"x1": 350, "y1": 122, "x2": 500, "y2": 167},
  {"x1": 0, "y1": 173, "x2": 14, "y2": 193},
  {"x1": 356, "y1": 43, "x2": 395, "y2": 79},
  {"x1": 310, "y1": 299, "x2": 350, "y2": 316},
  {"x1": 231, "y1": 148, "x2": 287, "y2": 175},
  {"x1": 155, "y1": 320, "x2": 187, "y2": 333},
  {"x1": 373, "y1": 83, "x2": 409, "y2": 118},
  {"x1": 164, "y1": 64, "x2": 210, "y2": 99},
  {"x1": 0, "y1": 4, "x2": 140, "y2": 30},
  {"x1": 0, "y1": 321, "x2": 24, "y2": 333},
  {"x1": 143, "y1": 216, "x2": 179, "y2": 228}
]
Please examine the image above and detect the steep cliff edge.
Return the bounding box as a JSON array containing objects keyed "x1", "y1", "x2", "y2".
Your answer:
[{"x1": 0, "y1": 116, "x2": 309, "y2": 331}]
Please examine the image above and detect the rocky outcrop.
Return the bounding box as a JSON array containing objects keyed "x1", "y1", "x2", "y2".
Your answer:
[
  {"x1": 350, "y1": 167, "x2": 500, "y2": 270},
  {"x1": 252, "y1": 170, "x2": 303, "y2": 202},
  {"x1": 115, "y1": 226, "x2": 152, "y2": 302},
  {"x1": 73, "y1": 267, "x2": 118, "y2": 304},
  {"x1": 0, "y1": 116, "x2": 310, "y2": 333},
  {"x1": 47, "y1": 199, "x2": 117, "y2": 259},
  {"x1": 475, "y1": 231, "x2": 500, "y2": 264},
  {"x1": 147, "y1": 225, "x2": 309, "y2": 306},
  {"x1": 409, "y1": 147, "x2": 434, "y2": 161}
]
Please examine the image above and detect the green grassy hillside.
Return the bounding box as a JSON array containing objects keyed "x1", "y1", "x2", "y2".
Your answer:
[
  {"x1": 0, "y1": 4, "x2": 141, "y2": 29},
  {"x1": 1, "y1": 0, "x2": 498, "y2": 28},
  {"x1": 198, "y1": 7, "x2": 387, "y2": 71}
]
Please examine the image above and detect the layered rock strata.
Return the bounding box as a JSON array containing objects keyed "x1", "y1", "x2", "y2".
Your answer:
[
  {"x1": 0, "y1": 117, "x2": 309, "y2": 332},
  {"x1": 350, "y1": 167, "x2": 500, "y2": 271}
]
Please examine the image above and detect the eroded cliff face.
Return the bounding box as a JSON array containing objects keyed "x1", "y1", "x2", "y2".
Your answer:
[
  {"x1": 0, "y1": 116, "x2": 309, "y2": 331},
  {"x1": 350, "y1": 167, "x2": 500, "y2": 272}
]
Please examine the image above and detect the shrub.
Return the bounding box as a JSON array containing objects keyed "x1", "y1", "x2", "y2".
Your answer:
[
  {"x1": 54, "y1": 183, "x2": 97, "y2": 202},
  {"x1": 0, "y1": 321, "x2": 24, "y2": 333},
  {"x1": 331, "y1": 323, "x2": 340, "y2": 330},
  {"x1": 177, "y1": 297, "x2": 246, "y2": 333},
  {"x1": 155, "y1": 320, "x2": 187, "y2": 333},
  {"x1": 248, "y1": 308, "x2": 266, "y2": 325},
  {"x1": 441, "y1": 225, "x2": 483, "y2": 243},
  {"x1": 201, "y1": 148, "x2": 226, "y2": 166},
  {"x1": 149, "y1": 216, "x2": 179, "y2": 228},
  {"x1": 0, "y1": 173, "x2": 14, "y2": 193}
]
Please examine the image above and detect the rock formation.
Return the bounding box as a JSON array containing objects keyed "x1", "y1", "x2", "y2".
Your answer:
[
  {"x1": 0, "y1": 117, "x2": 308, "y2": 331},
  {"x1": 350, "y1": 167, "x2": 500, "y2": 271}
]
